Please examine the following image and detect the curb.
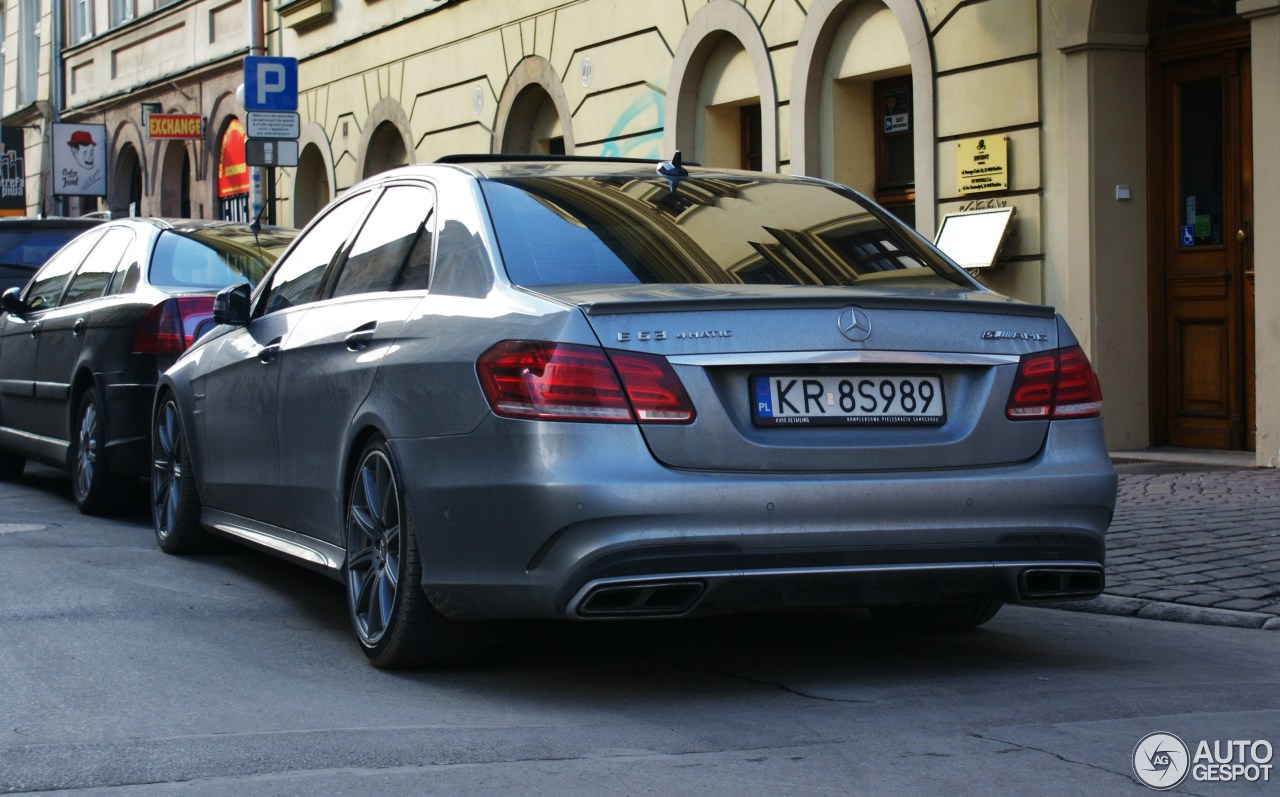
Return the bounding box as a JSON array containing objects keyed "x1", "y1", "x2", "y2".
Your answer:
[{"x1": 1035, "y1": 595, "x2": 1280, "y2": 630}]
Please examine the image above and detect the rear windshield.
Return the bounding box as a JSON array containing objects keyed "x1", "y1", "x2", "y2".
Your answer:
[
  {"x1": 0, "y1": 228, "x2": 86, "y2": 268},
  {"x1": 149, "y1": 227, "x2": 296, "y2": 290},
  {"x1": 480, "y1": 175, "x2": 971, "y2": 288}
]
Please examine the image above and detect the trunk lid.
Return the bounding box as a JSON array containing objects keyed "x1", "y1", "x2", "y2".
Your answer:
[{"x1": 541, "y1": 283, "x2": 1059, "y2": 472}]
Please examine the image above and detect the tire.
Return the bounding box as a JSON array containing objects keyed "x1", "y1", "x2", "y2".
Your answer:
[
  {"x1": 345, "y1": 437, "x2": 474, "y2": 669},
  {"x1": 151, "y1": 396, "x2": 209, "y2": 554},
  {"x1": 71, "y1": 386, "x2": 128, "y2": 515},
  {"x1": 870, "y1": 597, "x2": 1004, "y2": 631}
]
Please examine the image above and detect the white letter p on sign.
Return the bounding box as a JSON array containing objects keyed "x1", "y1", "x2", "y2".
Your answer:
[{"x1": 256, "y1": 64, "x2": 287, "y2": 106}]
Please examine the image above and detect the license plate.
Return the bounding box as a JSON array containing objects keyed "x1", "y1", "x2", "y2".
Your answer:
[{"x1": 751, "y1": 374, "x2": 945, "y2": 427}]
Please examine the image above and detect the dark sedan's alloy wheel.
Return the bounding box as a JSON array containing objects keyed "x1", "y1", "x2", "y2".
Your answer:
[
  {"x1": 345, "y1": 438, "x2": 474, "y2": 669},
  {"x1": 71, "y1": 388, "x2": 126, "y2": 515},
  {"x1": 150, "y1": 397, "x2": 207, "y2": 553}
]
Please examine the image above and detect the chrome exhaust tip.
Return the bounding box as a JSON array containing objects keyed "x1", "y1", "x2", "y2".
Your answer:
[
  {"x1": 1019, "y1": 567, "x2": 1105, "y2": 600},
  {"x1": 575, "y1": 580, "x2": 705, "y2": 618}
]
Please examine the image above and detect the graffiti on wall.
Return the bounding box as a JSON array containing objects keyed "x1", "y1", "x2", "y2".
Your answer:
[{"x1": 599, "y1": 91, "x2": 665, "y2": 161}]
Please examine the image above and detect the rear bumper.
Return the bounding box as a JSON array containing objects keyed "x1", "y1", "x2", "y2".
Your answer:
[{"x1": 389, "y1": 418, "x2": 1116, "y2": 621}]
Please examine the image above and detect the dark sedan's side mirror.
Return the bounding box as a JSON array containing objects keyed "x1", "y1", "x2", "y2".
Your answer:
[
  {"x1": 212, "y1": 283, "x2": 251, "y2": 327},
  {"x1": 1, "y1": 286, "x2": 29, "y2": 318}
]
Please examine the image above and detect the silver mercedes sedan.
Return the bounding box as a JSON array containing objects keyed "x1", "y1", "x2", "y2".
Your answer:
[{"x1": 151, "y1": 156, "x2": 1117, "y2": 669}]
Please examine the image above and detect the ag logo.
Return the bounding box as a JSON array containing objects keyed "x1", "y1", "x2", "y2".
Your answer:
[{"x1": 1133, "y1": 732, "x2": 1189, "y2": 790}]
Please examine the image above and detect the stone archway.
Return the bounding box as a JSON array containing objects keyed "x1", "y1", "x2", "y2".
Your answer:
[
  {"x1": 663, "y1": 0, "x2": 778, "y2": 172},
  {"x1": 790, "y1": 0, "x2": 934, "y2": 233},
  {"x1": 110, "y1": 143, "x2": 142, "y2": 217},
  {"x1": 293, "y1": 142, "x2": 331, "y2": 227},
  {"x1": 494, "y1": 56, "x2": 575, "y2": 155},
  {"x1": 356, "y1": 97, "x2": 414, "y2": 179},
  {"x1": 159, "y1": 141, "x2": 191, "y2": 217}
]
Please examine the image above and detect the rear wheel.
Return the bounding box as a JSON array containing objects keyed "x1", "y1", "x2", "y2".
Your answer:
[
  {"x1": 151, "y1": 396, "x2": 208, "y2": 553},
  {"x1": 870, "y1": 597, "x2": 1003, "y2": 630},
  {"x1": 71, "y1": 386, "x2": 128, "y2": 515},
  {"x1": 345, "y1": 437, "x2": 473, "y2": 669}
]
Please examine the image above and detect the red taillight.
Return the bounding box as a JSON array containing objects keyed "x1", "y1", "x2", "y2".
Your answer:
[
  {"x1": 476, "y1": 340, "x2": 695, "y2": 424},
  {"x1": 1006, "y1": 345, "x2": 1103, "y2": 420},
  {"x1": 132, "y1": 296, "x2": 216, "y2": 355}
]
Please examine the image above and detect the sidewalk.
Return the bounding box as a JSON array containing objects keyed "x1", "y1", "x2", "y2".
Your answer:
[{"x1": 1053, "y1": 449, "x2": 1280, "y2": 630}]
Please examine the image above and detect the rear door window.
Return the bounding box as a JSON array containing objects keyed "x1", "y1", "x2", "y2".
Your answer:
[
  {"x1": 22, "y1": 230, "x2": 105, "y2": 311},
  {"x1": 62, "y1": 228, "x2": 134, "y2": 305},
  {"x1": 330, "y1": 184, "x2": 435, "y2": 298}
]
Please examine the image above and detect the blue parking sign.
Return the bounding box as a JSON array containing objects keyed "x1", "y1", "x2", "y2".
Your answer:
[{"x1": 244, "y1": 57, "x2": 298, "y2": 111}]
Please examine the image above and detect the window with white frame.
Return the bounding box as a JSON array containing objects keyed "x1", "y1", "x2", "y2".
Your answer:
[
  {"x1": 70, "y1": 0, "x2": 92, "y2": 43},
  {"x1": 110, "y1": 0, "x2": 132, "y2": 27}
]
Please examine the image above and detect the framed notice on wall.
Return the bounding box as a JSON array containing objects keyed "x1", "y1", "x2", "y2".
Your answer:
[{"x1": 955, "y1": 136, "x2": 1008, "y2": 194}]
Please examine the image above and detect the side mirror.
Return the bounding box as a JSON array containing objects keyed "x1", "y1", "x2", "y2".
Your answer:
[
  {"x1": 1, "y1": 286, "x2": 29, "y2": 318},
  {"x1": 212, "y1": 283, "x2": 251, "y2": 327}
]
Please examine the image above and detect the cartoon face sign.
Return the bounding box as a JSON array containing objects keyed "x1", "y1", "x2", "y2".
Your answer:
[
  {"x1": 55, "y1": 126, "x2": 106, "y2": 196},
  {"x1": 68, "y1": 130, "x2": 98, "y2": 171}
]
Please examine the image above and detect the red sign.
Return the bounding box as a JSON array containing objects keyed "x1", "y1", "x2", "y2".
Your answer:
[
  {"x1": 148, "y1": 114, "x2": 203, "y2": 139},
  {"x1": 218, "y1": 119, "x2": 249, "y2": 199}
]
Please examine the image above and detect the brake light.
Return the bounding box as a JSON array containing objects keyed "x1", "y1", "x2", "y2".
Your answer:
[
  {"x1": 132, "y1": 296, "x2": 216, "y2": 354},
  {"x1": 1006, "y1": 345, "x2": 1103, "y2": 420},
  {"x1": 477, "y1": 340, "x2": 695, "y2": 424}
]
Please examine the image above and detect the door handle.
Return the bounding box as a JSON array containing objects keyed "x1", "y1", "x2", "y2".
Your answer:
[
  {"x1": 73, "y1": 318, "x2": 86, "y2": 336},
  {"x1": 28, "y1": 321, "x2": 41, "y2": 338},
  {"x1": 344, "y1": 323, "x2": 377, "y2": 352},
  {"x1": 258, "y1": 336, "x2": 283, "y2": 364}
]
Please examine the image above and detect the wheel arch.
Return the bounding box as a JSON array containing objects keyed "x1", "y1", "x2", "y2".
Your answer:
[{"x1": 340, "y1": 421, "x2": 392, "y2": 543}]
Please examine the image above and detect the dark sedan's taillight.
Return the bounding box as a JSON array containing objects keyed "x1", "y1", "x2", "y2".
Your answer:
[
  {"x1": 132, "y1": 296, "x2": 217, "y2": 354},
  {"x1": 1006, "y1": 345, "x2": 1103, "y2": 420},
  {"x1": 477, "y1": 340, "x2": 695, "y2": 424}
]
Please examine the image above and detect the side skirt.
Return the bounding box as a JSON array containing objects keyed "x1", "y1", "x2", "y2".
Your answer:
[{"x1": 203, "y1": 507, "x2": 345, "y2": 581}]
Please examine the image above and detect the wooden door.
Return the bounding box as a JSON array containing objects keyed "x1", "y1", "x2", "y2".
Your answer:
[{"x1": 1150, "y1": 28, "x2": 1254, "y2": 450}]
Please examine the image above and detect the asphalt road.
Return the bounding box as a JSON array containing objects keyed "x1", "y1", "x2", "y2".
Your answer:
[{"x1": 1, "y1": 465, "x2": 1277, "y2": 796}]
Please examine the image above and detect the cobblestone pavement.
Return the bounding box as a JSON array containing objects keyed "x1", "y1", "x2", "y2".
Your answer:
[{"x1": 1058, "y1": 463, "x2": 1280, "y2": 630}]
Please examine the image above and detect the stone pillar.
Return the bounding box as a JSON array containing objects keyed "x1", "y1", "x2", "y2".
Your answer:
[{"x1": 1240, "y1": 0, "x2": 1280, "y2": 465}]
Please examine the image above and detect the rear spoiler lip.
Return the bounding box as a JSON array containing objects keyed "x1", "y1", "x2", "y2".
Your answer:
[{"x1": 563, "y1": 294, "x2": 1056, "y2": 319}]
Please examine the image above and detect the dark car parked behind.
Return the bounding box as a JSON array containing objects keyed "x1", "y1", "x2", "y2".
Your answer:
[
  {"x1": 0, "y1": 218, "x2": 298, "y2": 513},
  {"x1": 0, "y1": 216, "x2": 104, "y2": 293}
]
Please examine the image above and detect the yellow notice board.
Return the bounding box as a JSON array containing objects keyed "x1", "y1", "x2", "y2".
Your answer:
[{"x1": 956, "y1": 136, "x2": 1008, "y2": 194}]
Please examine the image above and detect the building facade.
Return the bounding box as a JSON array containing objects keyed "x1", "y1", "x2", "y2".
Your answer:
[{"x1": 5, "y1": 0, "x2": 1278, "y2": 464}]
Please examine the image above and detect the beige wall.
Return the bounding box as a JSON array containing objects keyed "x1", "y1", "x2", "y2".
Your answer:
[{"x1": 23, "y1": 0, "x2": 1275, "y2": 461}]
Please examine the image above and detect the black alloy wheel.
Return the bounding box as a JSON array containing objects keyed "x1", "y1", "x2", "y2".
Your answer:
[
  {"x1": 71, "y1": 387, "x2": 127, "y2": 515},
  {"x1": 151, "y1": 396, "x2": 207, "y2": 553},
  {"x1": 345, "y1": 437, "x2": 473, "y2": 669}
]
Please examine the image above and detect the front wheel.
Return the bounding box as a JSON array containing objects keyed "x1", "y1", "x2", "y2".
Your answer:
[
  {"x1": 71, "y1": 387, "x2": 128, "y2": 515},
  {"x1": 151, "y1": 396, "x2": 208, "y2": 553},
  {"x1": 869, "y1": 597, "x2": 1004, "y2": 630},
  {"x1": 345, "y1": 437, "x2": 473, "y2": 669}
]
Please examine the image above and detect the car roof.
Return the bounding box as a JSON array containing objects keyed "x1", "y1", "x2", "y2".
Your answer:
[
  {"x1": 0, "y1": 216, "x2": 103, "y2": 229},
  {"x1": 364, "y1": 155, "x2": 813, "y2": 186}
]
